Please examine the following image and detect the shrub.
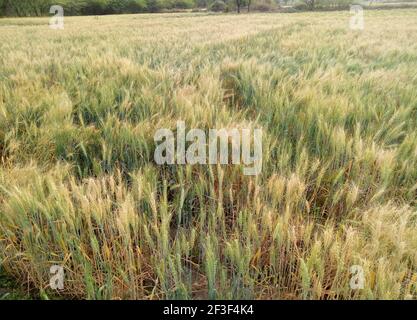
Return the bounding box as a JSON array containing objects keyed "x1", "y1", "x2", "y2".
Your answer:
[
  {"x1": 252, "y1": 2, "x2": 273, "y2": 11},
  {"x1": 80, "y1": 0, "x2": 109, "y2": 15},
  {"x1": 107, "y1": 0, "x2": 148, "y2": 13},
  {"x1": 209, "y1": 0, "x2": 226, "y2": 12},
  {"x1": 125, "y1": 0, "x2": 148, "y2": 12},
  {"x1": 173, "y1": 0, "x2": 195, "y2": 9},
  {"x1": 146, "y1": 0, "x2": 165, "y2": 12}
]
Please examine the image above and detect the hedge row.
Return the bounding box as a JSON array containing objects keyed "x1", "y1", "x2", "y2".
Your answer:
[{"x1": 0, "y1": 0, "x2": 197, "y2": 16}]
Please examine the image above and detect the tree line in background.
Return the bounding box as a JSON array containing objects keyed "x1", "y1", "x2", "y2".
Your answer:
[
  {"x1": 0, "y1": 0, "x2": 372, "y2": 16},
  {"x1": 0, "y1": 0, "x2": 193, "y2": 16},
  {"x1": 0, "y1": 0, "x2": 414, "y2": 17}
]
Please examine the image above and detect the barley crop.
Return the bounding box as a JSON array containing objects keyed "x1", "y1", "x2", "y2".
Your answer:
[{"x1": 0, "y1": 10, "x2": 416, "y2": 299}]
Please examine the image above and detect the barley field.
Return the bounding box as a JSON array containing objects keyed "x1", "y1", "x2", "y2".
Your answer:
[{"x1": 0, "y1": 9, "x2": 417, "y2": 300}]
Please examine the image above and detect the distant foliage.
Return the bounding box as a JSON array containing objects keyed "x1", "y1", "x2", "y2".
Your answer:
[
  {"x1": 209, "y1": 0, "x2": 227, "y2": 11},
  {"x1": 297, "y1": 0, "x2": 354, "y2": 10},
  {"x1": 0, "y1": 0, "x2": 196, "y2": 16},
  {"x1": 0, "y1": 0, "x2": 53, "y2": 16},
  {"x1": 251, "y1": 1, "x2": 273, "y2": 11}
]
